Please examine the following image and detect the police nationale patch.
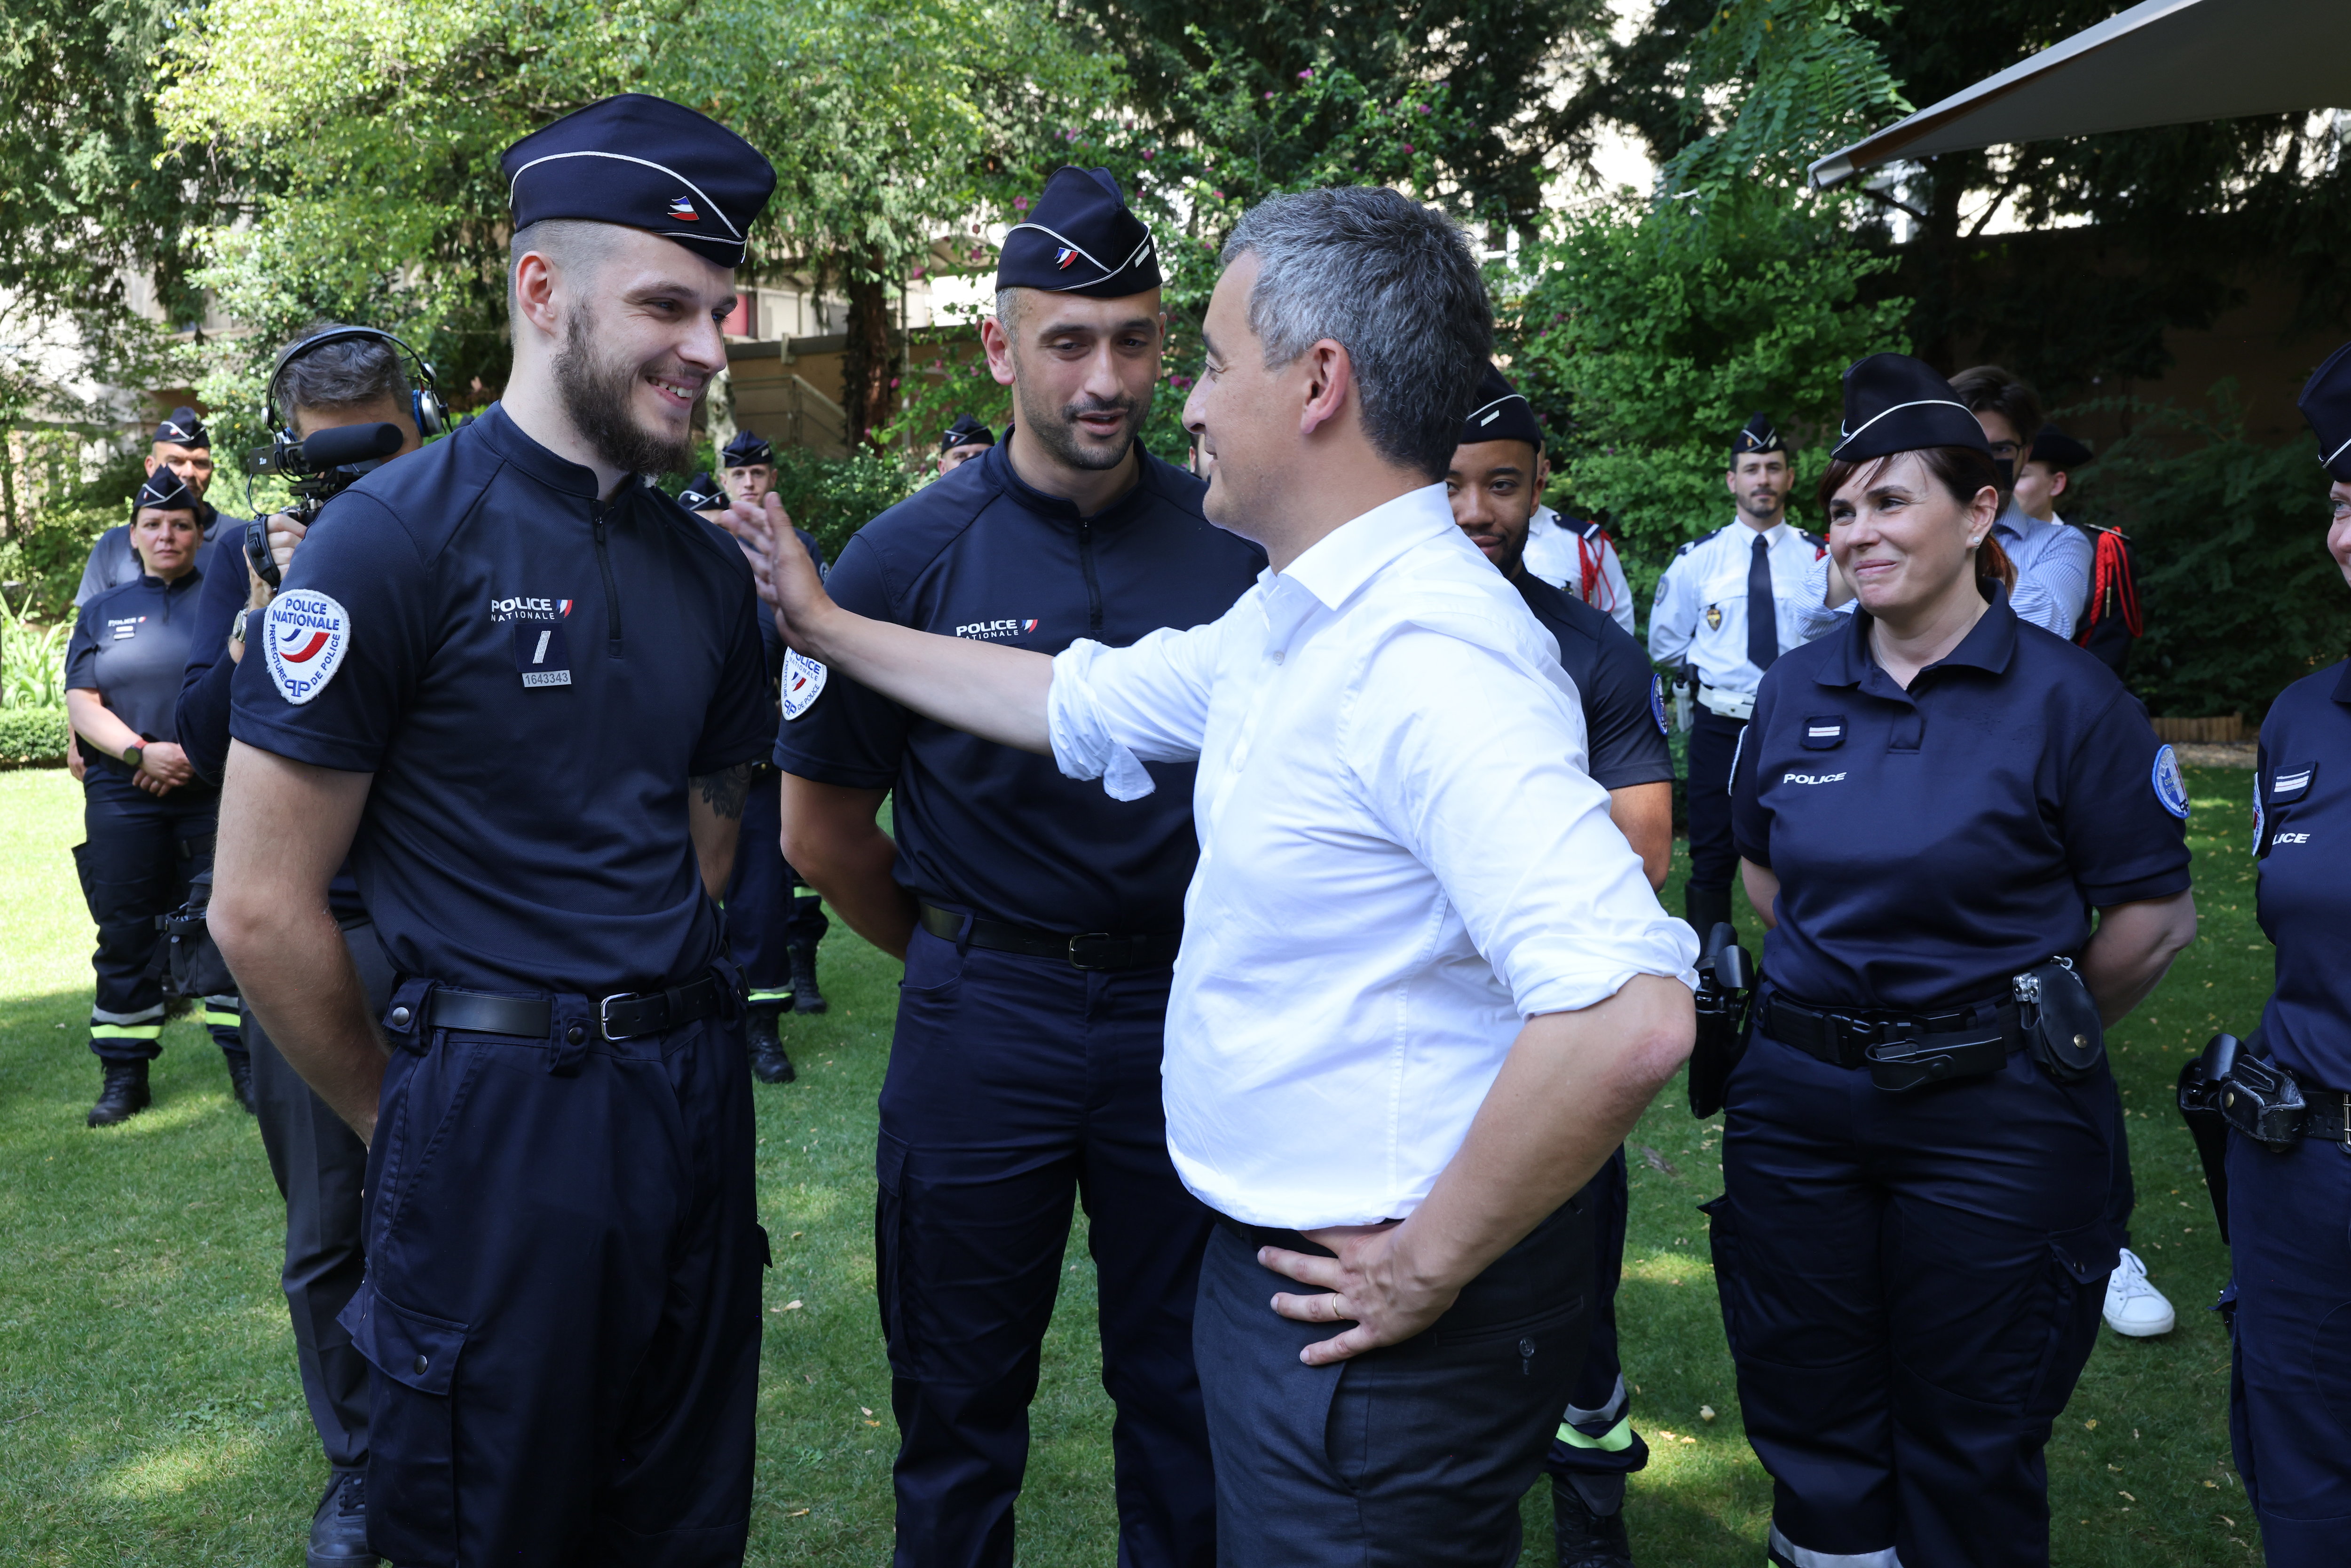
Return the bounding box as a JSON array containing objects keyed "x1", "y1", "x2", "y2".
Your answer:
[
  {"x1": 2151, "y1": 744, "x2": 2190, "y2": 819},
  {"x1": 781, "y1": 650, "x2": 827, "y2": 720},
  {"x1": 1649, "y1": 674, "x2": 1669, "y2": 736},
  {"x1": 264, "y1": 589, "x2": 350, "y2": 706},
  {"x1": 2251, "y1": 773, "x2": 2265, "y2": 856}
]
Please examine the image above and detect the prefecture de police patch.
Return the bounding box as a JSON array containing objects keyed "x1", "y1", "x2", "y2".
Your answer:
[
  {"x1": 781, "y1": 650, "x2": 827, "y2": 720},
  {"x1": 263, "y1": 589, "x2": 350, "y2": 706},
  {"x1": 1649, "y1": 674, "x2": 1669, "y2": 736},
  {"x1": 2151, "y1": 743, "x2": 2190, "y2": 819}
]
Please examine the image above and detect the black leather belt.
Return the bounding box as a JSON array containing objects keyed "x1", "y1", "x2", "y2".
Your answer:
[
  {"x1": 1760, "y1": 990, "x2": 2023, "y2": 1092},
  {"x1": 404, "y1": 974, "x2": 728, "y2": 1043},
  {"x1": 918, "y1": 903, "x2": 1181, "y2": 972}
]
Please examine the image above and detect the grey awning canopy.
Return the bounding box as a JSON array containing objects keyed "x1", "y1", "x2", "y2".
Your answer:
[{"x1": 1810, "y1": 0, "x2": 2351, "y2": 188}]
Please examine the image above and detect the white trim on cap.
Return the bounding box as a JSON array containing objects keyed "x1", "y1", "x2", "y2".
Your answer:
[
  {"x1": 1834, "y1": 397, "x2": 1977, "y2": 451},
  {"x1": 1739, "y1": 423, "x2": 1782, "y2": 449},
  {"x1": 1005, "y1": 222, "x2": 1156, "y2": 292},
  {"x1": 156, "y1": 418, "x2": 202, "y2": 442},
  {"x1": 509, "y1": 150, "x2": 745, "y2": 240},
  {"x1": 2322, "y1": 433, "x2": 2351, "y2": 471},
  {"x1": 651, "y1": 228, "x2": 747, "y2": 262},
  {"x1": 1462, "y1": 392, "x2": 1530, "y2": 429}
]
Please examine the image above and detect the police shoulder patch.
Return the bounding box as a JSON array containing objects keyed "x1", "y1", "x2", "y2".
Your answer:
[
  {"x1": 1650, "y1": 674, "x2": 1668, "y2": 736},
  {"x1": 2151, "y1": 744, "x2": 2190, "y2": 819},
  {"x1": 263, "y1": 589, "x2": 350, "y2": 706},
  {"x1": 2251, "y1": 772, "x2": 2264, "y2": 856},
  {"x1": 781, "y1": 649, "x2": 828, "y2": 720}
]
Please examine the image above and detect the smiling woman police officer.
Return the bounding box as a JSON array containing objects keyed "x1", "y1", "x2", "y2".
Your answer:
[{"x1": 1719, "y1": 353, "x2": 2198, "y2": 1568}]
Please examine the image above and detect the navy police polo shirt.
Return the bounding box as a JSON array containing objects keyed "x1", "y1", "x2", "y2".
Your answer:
[
  {"x1": 68, "y1": 569, "x2": 208, "y2": 749},
  {"x1": 229, "y1": 404, "x2": 774, "y2": 995},
  {"x1": 774, "y1": 438, "x2": 1262, "y2": 933},
  {"x1": 1515, "y1": 573, "x2": 1673, "y2": 792},
  {"x1": 2252, "y1": 658, "x2": 2351, "y2": 1086},
  {"x1": 1733, "y1": 584, "x2": 2191, "y2": 1011}
]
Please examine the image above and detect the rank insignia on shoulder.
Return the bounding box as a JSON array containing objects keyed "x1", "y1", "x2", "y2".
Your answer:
[
  {"x1": 1705, "y1": 604, "x2": 1723, "y2": 631},
  {"x1": 264, "y1": 589, "x2": 351, "y2": 706},
  {"x1": 2269, "y1": 763, "x2": 2316, "y2": 804},
  {"x1": 2151, "y1": 744, "x2": 2190, "y2": 819},
  {"x1": 782, "y1": 649, "x2": 828, "y2": 720}
]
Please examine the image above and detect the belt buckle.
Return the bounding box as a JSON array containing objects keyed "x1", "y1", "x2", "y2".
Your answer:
[
  {"x1": 1066, "y1": 933, "x2": 1120, "y2": 971},
  {"x1": 598, "y1": 992, "x2": 642, "y2": 1042},
  {"x1": 1830, "y1": 1012, "x2": 1882, "y2": 1065}
]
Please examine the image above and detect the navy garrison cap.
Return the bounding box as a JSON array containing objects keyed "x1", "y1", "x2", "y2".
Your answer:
[
  {"x1": 501, "y1": 94, "x2": 775, "y2": 269},
  {"x1": 1456, "y1": 364, "x2": 1543, "y2": 450},
  {"x1": 676, "y1": 472, "x2": 724, "y2": 511},
  {"x1": 940, "y1": 415, "x2": 995, "y2": 453},
  {"x1": 2030, "y1": 426, "x2": 2094, "y2": 472},
  {"x1": 1731, "y1": 412, "x2": 1785, "y2": 457},
  {"x1": 133, "y1": 466, "x2": 199, "y2": 515},
  {"x1": 720, "y1": 430, "x2": 773, "y2": 468},
  {"x1": 153, "y1": 405, "x2": 208, "y2": 448},
  {"x1": 1831, "y1": 354, "x2": 1992, "y2": 463},
  {"x1": 2297, "y1": 340, "x2": 2351, "y2": 482},
  {"x1": 997, "y1": 167, "x2": 1160, "y2": 298}
]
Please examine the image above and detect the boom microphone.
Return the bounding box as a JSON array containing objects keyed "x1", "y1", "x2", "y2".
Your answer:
[{"x1": 245, "y1": 421, "x2": 402, "y2": 477}]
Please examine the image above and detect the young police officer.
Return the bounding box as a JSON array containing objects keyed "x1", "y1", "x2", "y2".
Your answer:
[
  {"x1": 174, "y1": 323, "x2": 430, "y2": 1565},
  {"x1": 772, "y1": 165, "x2": 1261, "y2": 1565},
  {"x1": 1649, "y1": 415, "x2": 1818, "y2": 938},
  {"x1": 213, "y1": 95, "x2": 778, "y2": 1564},
  {"x1": 1445, "y1": 364, "x2": 1673, "y2": 1567},
  {"x1": 1725, "y1": 353, "x2": 2195, "y2": 1568},
  {"x1": 2214, "y1": 342, "x2": 2351, "y2": 1564},
  {"x1": 938, "y1": 413, "x2": 995, "y2": 476}
]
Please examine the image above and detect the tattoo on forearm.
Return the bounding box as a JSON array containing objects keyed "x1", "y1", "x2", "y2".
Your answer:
[{"x1": 692, "y1": 764, "x2": 750, "y2": 820}]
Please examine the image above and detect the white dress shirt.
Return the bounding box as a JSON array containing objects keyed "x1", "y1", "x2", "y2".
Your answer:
[
  {"x1": 1791, "y1": 499, "x2": 2095, "y2": 643},
  {"x1": 1647, "y1": 519, "x2": 1822, "y2": 693},
  {"x1": 1522, "y1": 506, "x2": 1636, "y2": 637},
  {"x1": 1046, "y1": 484, "x2": 1696, "y2": 1229}
]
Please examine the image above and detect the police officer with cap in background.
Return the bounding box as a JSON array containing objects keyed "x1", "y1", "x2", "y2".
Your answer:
[
  {"x1": 2202, "y1": 340, "x2": 2351, "y2": 1564},
  {"x1": 1721, "y1": 352, "x2": 2196, "y2": 1568},
  {"x1": 938, "y1": 413, "x2": 995, "y2": 477},
  {"x1": 1442, "y1": 362, "x2": 1673, "y2": 1567},
  {"x1": 721, "y1": 428, "x2": 777, "y2": 506},
  {"x1": 678, "y1": 470, "x2": 727, "y2": 517},
  {"x1": 1649, "y1": 413, "x2": 1818, "y2": 939},
  {"x1": 213, "y1": 93, "x2": 780, "y2": 1563},
  {"x1": 773, "y1": 164, "x2": 1260, "y2": 1565}
]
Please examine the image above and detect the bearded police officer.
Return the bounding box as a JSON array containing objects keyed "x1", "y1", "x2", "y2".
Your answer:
[
  {"x1": 1649, "y1": 415, "x2": 1819, "y2": 938},
  {"x1": 213, "y1": 95, "x2": 779, "y2": 1564},
  {"x1": 938, "y1": 413, "x2": 995, "y2": 476},
  {"x1": 1444, "y1": 364, "x2": 1673, "y2": 1566},
  {"x1": 772, "y1": 165, "x2": 1260, "y2": 1566}
]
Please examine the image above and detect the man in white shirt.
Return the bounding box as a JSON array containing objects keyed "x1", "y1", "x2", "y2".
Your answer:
[
  {"x1": 726, "y1": 185, "x2": 1696, "y2": 1567},
  {"x1": 1522, "y1": 506, "x2": 1635, "y2": 637},
  {"x1": 1647, "y1": 414, "x2": 1819, "y2": 940}
]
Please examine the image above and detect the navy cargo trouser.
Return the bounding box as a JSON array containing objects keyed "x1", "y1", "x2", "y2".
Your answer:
[
  {"x1": 1546, "y1": 1148, "x2": 1650, "y2": 1482},
  {"x1": 346, "y1": 969, "x2": 764, "y2": 1567},
  {"x1": 74, "y1": 764, "x2": 241, "y2": 1064},
  {"x1": 725, "y1": 767, "x2": 827, "y2": 1011},
  {"x1": 2225, "y1": 1118, "x2": 2351, "y2": 1563},
  {"x1": 1711, "y1": 1017, "x2": 2122, "y2": 1568},
  {"x1": 878, "y1": 923, "x2": 1216, "y2": 1568},
  {"x1": 1685, "y1": 707, "x2": 1747, "y2": 900}
]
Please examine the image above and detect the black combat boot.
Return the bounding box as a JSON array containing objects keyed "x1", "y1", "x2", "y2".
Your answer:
[
  {"x1": 87, "y1": 1061, "x2": 151, "y2": 1127},
  {"x1": 224, "y1": 1051, "x2": 257, "y2": 1115},
  {"x1": 1553, "y1": 1473, "x2": 1634, "y2": 1568},
  {"x1": 748, "y1": 1006, "x2": 796, "y2": 1085},
  {"x1": 308, "y1": 1469, "x2": 377, "y2": 1566},
  {"x1": 787, "y1": 939, "x2": 827, "y2": 1015}
]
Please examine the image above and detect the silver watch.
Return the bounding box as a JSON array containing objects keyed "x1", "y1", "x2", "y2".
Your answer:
[{"x1": 230, "y1": 607, "x2": 251, "y2": 646}]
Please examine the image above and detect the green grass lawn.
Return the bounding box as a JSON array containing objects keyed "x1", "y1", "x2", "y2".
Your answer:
[{"x1": 0, "y1": 764, "x2": 2271, "y2": 1563}]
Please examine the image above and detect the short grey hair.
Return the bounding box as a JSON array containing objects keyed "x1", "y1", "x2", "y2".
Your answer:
[
  {"x1": 1221, "y1": 188, "x2": 1492, "y2": 479},
  {"x1": 994, "y1": 287, "x2": 1024, "y2": 332},
  {"x1": 275, "y1": 322, "x2": 411, "y2": 419}
]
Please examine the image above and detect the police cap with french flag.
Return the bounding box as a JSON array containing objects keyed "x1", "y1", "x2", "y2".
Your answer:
[
  {"x1": 1455, "y1": 362, "x2": 1543, "y2": 450},
  {"x1": 996, "y1": 166, "x2": 1161, "y2": 298},
  {"x1": 500, "y1": 94, "x2": 776, "y2": 269},
  {"x1": 2296, "y1": 339, "x2": 2351, "y2": 482}
]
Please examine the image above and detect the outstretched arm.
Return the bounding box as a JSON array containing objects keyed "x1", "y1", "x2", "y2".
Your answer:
[{"x1": 721, "y1": 495, "x2": 1054, "y2": 755}]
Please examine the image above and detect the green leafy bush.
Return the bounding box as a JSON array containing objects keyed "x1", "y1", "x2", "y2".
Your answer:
[
  {"x1": 2063, "y1": 386, "x2": 2351, "y2": 719},
  {"x1": 0, "y1": 706, "x2": 69, "y2": 765},
  {"x1": 2, "y1": 599, "x2": 75, "y2": 711}
]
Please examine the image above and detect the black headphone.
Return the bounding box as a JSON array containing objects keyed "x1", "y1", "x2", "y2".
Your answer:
[{"x1": 261, "y1": 326, "x2": 447, "y2": 463}]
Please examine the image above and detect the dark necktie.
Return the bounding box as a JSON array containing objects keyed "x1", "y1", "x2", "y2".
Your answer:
[{"x1": 1747, "y1": 532, "x2": 1778, "y2": 673}]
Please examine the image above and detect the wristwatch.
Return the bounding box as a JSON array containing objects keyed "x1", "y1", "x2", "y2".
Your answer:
[
  {"x1": 230, "y1": 607, "x2": 251, "y2": 648},
  {"x1": 122, "y1": 745, "x2": 145, "y2": 771}
]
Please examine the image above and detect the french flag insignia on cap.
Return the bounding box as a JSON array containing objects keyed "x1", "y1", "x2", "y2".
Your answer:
[
  {"x1": 668, "y1": 196, "x2": 699, "y2": 221},
  {"x1": 1055, "y1": 245, "x2": 1080, "y2": 270}
]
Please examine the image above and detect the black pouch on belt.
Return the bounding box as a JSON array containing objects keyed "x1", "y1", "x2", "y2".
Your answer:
[
  {"x1": 2014, "y1": 957, "x2": 2104, "y2": 1083},
  {"x1": 1862, "y1": 1018, "x2": 2012, "y2": 1093}
]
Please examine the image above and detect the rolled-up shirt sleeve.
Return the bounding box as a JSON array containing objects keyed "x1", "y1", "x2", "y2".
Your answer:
[
  {"x1": 1794, "y1": 552, "x2": 1854, "y2": 644},
  {"x1": 1343, "y1": 626, "x2": 1697, "y2": 1017},
  {"x1": 1049, "y1": 619, "x2": 1226, "y2": 798}
]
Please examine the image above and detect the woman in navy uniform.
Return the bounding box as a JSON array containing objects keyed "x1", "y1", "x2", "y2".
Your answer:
[
  {"x1": 2221, "y1": 343, "x2": 2351, "y2": 1563},
  {"x1": 1720, "y1": 353, "x2": 2198, "y2": 1568},
  {"x1": 66, "y1": 467, "x2": 246, "y2": 1125}
]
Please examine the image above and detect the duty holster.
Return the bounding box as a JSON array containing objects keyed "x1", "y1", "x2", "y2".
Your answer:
[
  {"x1": 2175, "y1": 1033, "x2": 2239, "y2": 1243},
  {"x1": 1687, "y1": 922, "x2": 1754, "y2": 1119},
  {"x1": 155, "y1": 855, "x2": 237, "y2": 1002}
]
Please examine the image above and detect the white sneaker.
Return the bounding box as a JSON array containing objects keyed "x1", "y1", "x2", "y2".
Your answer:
[{"x1": 2103, "y1": 1247, "x2": 2177, "y2": 1337}]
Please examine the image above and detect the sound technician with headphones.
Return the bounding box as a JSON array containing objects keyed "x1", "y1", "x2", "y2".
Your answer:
[{"x1": 174, "y1": 322, "x2": 441, "y2": 1568}]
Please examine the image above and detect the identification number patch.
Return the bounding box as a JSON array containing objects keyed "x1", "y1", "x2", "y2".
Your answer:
[
  {"x1": 514, "y1": 621, "x2": 572, "y2": 688},
  {"x1": 2151, "y1": 743, "x2": 2190, "y2": 819},
  {"x1": 781, "y1": 650, "x2": 828, "y2": 720},
  {"x1": 263, "y1": 590, "x2": 350, "y2": 706}
]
